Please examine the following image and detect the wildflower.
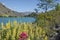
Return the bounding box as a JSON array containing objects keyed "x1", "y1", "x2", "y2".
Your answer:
[
  {"x1": 1, "y1": 22, "x2": 5, "y2": 29},
  {"x1": 19, "y1": 32, "x2": 28, "y2": 40},
  {"x1": 6, "y1": 20, "x2": 10, "y2": 29},
  {"x1": 44, "y1": 36, "x2": 48, "y2": 40},
  {"x1": 13, "y1": 20, "x2": 17, "y2": 25}
]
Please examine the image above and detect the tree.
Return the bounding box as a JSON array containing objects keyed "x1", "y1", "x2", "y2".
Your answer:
[
  {"x1": 34, "y1": 8, "x2": 38, "y2": 13},
  {"x1": 37, "y1": 0, "x2": 57, "y2": 12},
  {"x1": 55, "y1": 3, "x2": 60, "y2": 11}
]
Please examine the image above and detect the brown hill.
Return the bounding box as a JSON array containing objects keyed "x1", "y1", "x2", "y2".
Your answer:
[{"x1": 0, "y1": 3, "x2": 24, "y2": 17}]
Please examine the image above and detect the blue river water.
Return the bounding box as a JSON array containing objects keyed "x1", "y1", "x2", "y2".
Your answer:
[{"x1": 0, "y1": 17, "x2": 35, "y2": 24}]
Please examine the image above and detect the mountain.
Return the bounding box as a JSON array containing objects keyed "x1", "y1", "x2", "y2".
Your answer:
[
  {"x1": 19, "y1": 12, "x2": 33, "y2": 16},
  {"x1": 25, "y1": 12, "x2": 38, "y2": 17},
  {"x1": 0, "y1": 3, "x2": 25, "y2": 17}
]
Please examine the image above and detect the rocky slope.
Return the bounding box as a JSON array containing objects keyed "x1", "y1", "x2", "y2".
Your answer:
[{"x1": 0, "y1": 3, "x2": 24, "y2": 17}]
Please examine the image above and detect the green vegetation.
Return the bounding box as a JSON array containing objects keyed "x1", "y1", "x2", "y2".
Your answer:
[
  {"x1": 0, "y1": 21, "x2": 48, "y2": 40},
  {"x1": 35, "y1": 1, "x2": 60, "y2": 39},
  {"x1": 0, "y1": 0, "x2": 60, "y2": 40}
]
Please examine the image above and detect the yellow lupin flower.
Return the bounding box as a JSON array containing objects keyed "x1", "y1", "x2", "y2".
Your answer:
[
  {"x1": 6, "y1": 20, "x2": 10, "y2": 29},
  {"x1": 1, "y1": 22, "x2": 4, "y2": 29},
  {"x1": 44, "y1": 36, "x2": 48, "y2": 40},
  {"x1": 0, "y1": 22, "x2": 49, "y2": 40},
  {"x1": 6, "y1": 32, "x2": 9, "y2": 40},
  {"x1": 13, "y1": 27, "x2": 16, "y2": 35},
  {"x1": 0, "y1": 34, "x2": 1, "y2": 40},
  {"x1": 28, "y1": 38, "x2": 30, "y2": 40},
  {"x1": 13, "y1": 20, "x2": 17, "y2": 25},
  {"x1": 1, "y1": 22, "x2": 6, "y2": 29},
  {"x1": 4, "y1": 38, "x2": 6, "y2": 40}
]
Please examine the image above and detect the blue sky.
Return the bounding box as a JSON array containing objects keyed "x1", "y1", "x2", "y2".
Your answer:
[
  {"x1": 0, "y1": 0, "x2": 38, "y2": 12},
  {"x1": 0, "y1": 0, "x2": 60, "y2": 12}
]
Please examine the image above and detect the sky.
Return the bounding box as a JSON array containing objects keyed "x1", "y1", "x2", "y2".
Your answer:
[
  {"x1": 0, "y1": 0, "x2": 60, "y2": 12},
  {"x1": 0, "y1": 0, "x2": 38, "y2": 12}
]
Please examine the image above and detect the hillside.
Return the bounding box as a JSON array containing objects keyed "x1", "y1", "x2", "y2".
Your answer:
[
  {"x1": 0, "y1": 3, "x2": 24, "y2": 17},
  {"x1": 35, "y1": 10, "x2": 60, "y2": 40}
]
